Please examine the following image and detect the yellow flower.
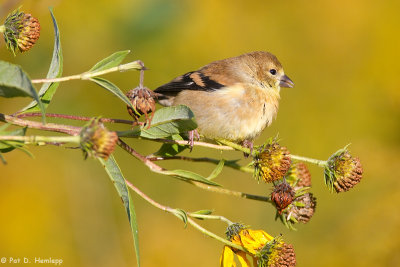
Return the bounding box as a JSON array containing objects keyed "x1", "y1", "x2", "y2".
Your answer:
[{"x1": 220, "y1": 223, "x2": 296, "y2": 267}]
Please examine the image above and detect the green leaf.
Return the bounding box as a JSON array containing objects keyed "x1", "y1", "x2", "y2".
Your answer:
[
  {"x1": 0, "y1": 127, "x2": 27, "y2": 153},
  {"x1": 191, "y1": 209, "x2": 213, "y2": 215},
  {"x1": 207, "y1": 159, "x2": 225, "y2": 180},
  {"x1": 0, "y1": 153, "x2": 6, "y2": 165},
  {"x1": 118, "y1": 105, "x2": 197, "y2": 139},
  {"x1": 88, "y1": 50, "x2": 130, "y2": 72},
  {"x1": 99, "y1": 156, "x2": 140, "y2": 267},
  {"x1": 174, "y1": 209, "x2": 188, "y2": 228},
  {"x1": 162, "y1": 169, "x2": 220, "y2": 186},
  {"x1": 154, "y1": 134, "x2": 187, "y2": 157},
  {"x1": 20, "y1": 8, "x2": 63, "y2": 113},
  {"x1": 89, "y1": 77, "x2": 136, "y2": 110},
  {"x1": 0, "y1": 61, "x2": 46, "y2": 123}
]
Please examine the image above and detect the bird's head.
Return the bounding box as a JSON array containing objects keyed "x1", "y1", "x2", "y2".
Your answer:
[{"x1": 247, "y1": 51, "x2": 294, "y2": 90}]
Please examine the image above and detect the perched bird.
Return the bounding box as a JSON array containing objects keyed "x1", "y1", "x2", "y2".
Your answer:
[{"x1": 154, "y1": 51, "x2": 293, "y2": 148}]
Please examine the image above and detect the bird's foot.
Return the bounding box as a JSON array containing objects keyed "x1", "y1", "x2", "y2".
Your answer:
[
  {"x1": 188, "y1": 129, "x2": 200, "y2": 151},
  {"x1": 242, "y1": 139, "x2": 254, "y2": 158}
]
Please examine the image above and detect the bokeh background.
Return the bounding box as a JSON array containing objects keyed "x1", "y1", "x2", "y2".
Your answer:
[{"x1": 1, "y1": 0, "x2": 399, "y2": 266}]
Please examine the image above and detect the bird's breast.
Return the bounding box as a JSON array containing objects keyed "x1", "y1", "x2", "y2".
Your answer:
[{"x1": 173, "y1": 84, "x2": 280, "y2": 141}]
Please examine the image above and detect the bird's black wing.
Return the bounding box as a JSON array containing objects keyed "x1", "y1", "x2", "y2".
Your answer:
[{"x1": 154, "y1": 71, "x2": 225, "y2": 96}]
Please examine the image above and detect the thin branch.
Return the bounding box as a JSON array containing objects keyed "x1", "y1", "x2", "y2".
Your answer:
[
  {"x1": 146, "y1": 138, "x2": 234, "y2": 151},
  {"x1": 118, "y1": 139, "x2": 271, "y2": 203},
  {"x1": 0, "y1": 113, "x2": 81, "y2": 135},
  {"x1": 124, "y1": 179, "x2": 245, "y2": 252},
  {"x1": 16, "y1": 112, "x2": 136, "y2": 125},
  {"x1": 31, "y1": 61, "x2": 145, "y2": 84},
  {"x1": 291, "y1": 154, "x2": 327, "y2": 167},
  {"x1": 0, "y1": 135, "x2": 80, "y2": 145},
  {"x1": 147, "y1": 155, "x2": 253, "y2": 174}
]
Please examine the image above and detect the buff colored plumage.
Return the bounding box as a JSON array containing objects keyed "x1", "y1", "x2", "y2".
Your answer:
[{"x1": 154, "y1": 51, "x2": 293, "y2": 143}]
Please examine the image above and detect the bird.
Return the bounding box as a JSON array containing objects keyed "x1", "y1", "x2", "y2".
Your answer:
[{"x1": 154, "y1": 51, "x2": 294, "y2": 150}]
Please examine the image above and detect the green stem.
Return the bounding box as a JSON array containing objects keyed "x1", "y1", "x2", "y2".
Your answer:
[
  {"x1": 147, "y1": 155, "x2": 253, "y2": 174},
  {"x1": 118, "y1": 139, "x2": 271, "y2": 203},
  {"x1": 31, "y1": 61, "x2": 144, "y2": 84},
  {"x1": 0, "y1": 135, "x2": 80, "y2": 145},
  {"x1": 124, "y1": 179, "x2": 246, "y2": 252},
  {"x1": 187, "y1": 213, "x2": 233, "y2": 225},
  {"x1": 216, "y1": 139, "x2": 251, "y2": 155},
  {"x1": 290, "y1": 154, "x2": 327, "y2": 167}
]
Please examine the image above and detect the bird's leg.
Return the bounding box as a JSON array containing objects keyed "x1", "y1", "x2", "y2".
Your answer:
[
  {"x1": 188, "y1": 129, "x2": 200, "y2": 151},
  {"x1": 242, "y1": 139, "x2": 254, "y2": 158}
]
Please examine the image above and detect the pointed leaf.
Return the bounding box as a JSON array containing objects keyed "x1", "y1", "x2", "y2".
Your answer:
[
  {"x1": 162, "y1": 169, "x2": 220, "y2": 186},
  {"x1": 154, "y1": 134, "x2": 187, "y2": 157},
  {"x1": 207, "y1": 159, "x2": 225, "y2": 180},
  {"x1": 140, "y1": 105, "x2": 197, "y2": 139},
  {"x1": 191, "y1": 209, "x2": 213, "y2": 215},
  {"x1": 88, "y1": 50, "x2": 130, "y2": 72},
  {"x1": 99, "y1": 156, "x2": 140, "y2": 267},
  {"x1": 0, "y1": 127, "x2": 27, "y2": 153},
  {"x1": 21, "y1": 8, "x2": 63, "y2": 112},
  {"x1": 89, "y1": 77, "x2": 136, "y2": 110},
  {"x1": 0, "y1": 153, "x2": 6, "y2": 165},
  {"x1": 118, "y1": 105, "x2": 197, "y2": 139},
  {"x1": 174, "y1": 209, "x2": 188, "y2": 228}
]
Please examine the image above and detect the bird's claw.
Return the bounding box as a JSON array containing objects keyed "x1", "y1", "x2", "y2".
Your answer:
[
  {"x1": 188, "y1": 129, "x2": 200, "y2": 151},
  {"x1": 242, "y1": 139, "x2": 254, "y2": 158}
]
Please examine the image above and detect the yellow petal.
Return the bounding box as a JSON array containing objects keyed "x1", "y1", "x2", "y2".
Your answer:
[
  {"x1": 220, "y1": 246, "x2": 236, "y2": 267},
  {"x1": 236, "y1": 251, "x2": 252, "y2": 267}
]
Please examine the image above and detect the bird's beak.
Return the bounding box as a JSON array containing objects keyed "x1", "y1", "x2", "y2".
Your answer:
[{"x1": 279, "y1": 74, "x2": 294, "y2": 88}]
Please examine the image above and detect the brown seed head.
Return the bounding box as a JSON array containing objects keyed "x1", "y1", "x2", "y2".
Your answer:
[
  {"x1": 271, "y1": 183, "x2": 295, "y2": 214},
  {"x1": 325, "y1": 149, "x2": 363, "y2": 193},
  {"x1": 286, "y1": 162, "x2": 312, "y2": 187},
  {"x1": 286, "y1": 192, "x2": 317, "y2": 224},
  {"x1": 126, "y1": 87, "x2": 156, "y2": 123},
  {"x1": 254, "y1": 142, "x2": 291, "y2": 183},
  {"x1": 268, "y1": 243, "x2": 297, "y2": 267},
  {"x1": 80, "y1": 120, "x2": 118, "y2": 160},
  {"x1": 3, "y1": 9, "x2": 40, "y2": 54}
]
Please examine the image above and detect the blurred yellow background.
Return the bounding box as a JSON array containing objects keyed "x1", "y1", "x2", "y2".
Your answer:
[{"x1": 1, "y1": 0, "x2": 399, "y2": 266}]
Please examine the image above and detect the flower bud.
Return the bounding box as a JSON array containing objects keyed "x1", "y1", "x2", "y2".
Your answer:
[
  {"x1": 2, "y1": 9, "x2": 40, "y2": 55},
  {"x1": 80, "y1": 119, "x2": 118, "y2": 160},
  {"x1": 325, "y1": 147, "x2": 363, "y2": 193},
  {"x1": 270, "y1": 183, "x2": 295, "y2": 214},
  {"x1": 126, "y1": 87, "x2": 156, "y2": 125},
  {"x1": 253, "y1": 142, "x2": 291, "y2": 183}
]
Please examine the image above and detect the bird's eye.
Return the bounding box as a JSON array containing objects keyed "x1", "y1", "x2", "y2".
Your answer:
[{"x1": 269, "y1": 69, "x2": 277, "y2": 75}]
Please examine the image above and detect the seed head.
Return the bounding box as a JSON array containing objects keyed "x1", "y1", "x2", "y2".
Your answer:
[
  {"x1": 271, "y1": 183, "x2": 295, "y2": 214},
  {"x1": 285, "y1": 162, "x2": 312, "y2": 187},
  {"x1": 2, "y1": 8, "x2": 40, "y2": 55},
  {"x1": 325, "y1": 147, "x2": 363, "y2": 193},
  {"x1": 126, "y1": 87, "x2": 156, "y2": 126},
  {"x1": 254, "y1": 142, "x2": 291, "y2": 183},
  {"x1": 80, "y1": 119, "x2": 118, "y2": 160}
]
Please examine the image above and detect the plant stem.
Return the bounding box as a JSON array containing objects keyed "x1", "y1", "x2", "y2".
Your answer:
[
  {"x1": 118, "y1": 139, "x2": 271, "y2": 203},
  {"x1": 0, "y1": 135, "x2": 80, "y2": 145},
  {"x1": 0, "y1": 113, "x2": 81, "y2": 135},
  {"x1": 31, "y1": 61, "x2": 144, "y2": 84},
  {"x1": 290, "y1": 154, "x2": 327, "y2": 167},
  {"x1": 216, "y1": 139, "x2": 251, "y2": 155},
  {"x1": 147, "y1": 155, "x2": 253, "y2": 174},
  {"x1": 187, "y1": 212, "x2": 233, "y2": 225},
  {"x1": 124, "y1": 179, "x2": 245, "y2": 252},
  {"x1": 147, "y1": 138, "x2": 235, "y2": 151},
  {"x1": 16, "y1": 112, "x2": 135, "y2": 125}
]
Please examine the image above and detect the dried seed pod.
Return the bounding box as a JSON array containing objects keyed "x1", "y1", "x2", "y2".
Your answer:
[
  {"x1": 126, "y1": 87, "x2": 156, "y2": 126},
  {"x1": 271, "y1": 183, "x2": 295, "y2": 214},
  {"x1": 253, "y1": 142, "x2": 291, "y2": 183}
]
